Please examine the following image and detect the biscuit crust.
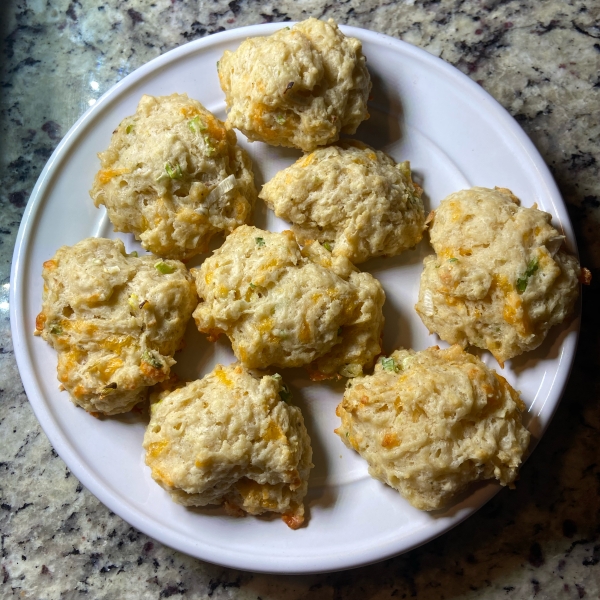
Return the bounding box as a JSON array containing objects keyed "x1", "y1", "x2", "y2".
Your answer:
[
  {"x1": 143, "y1": 364, "x2": 313, "y2": 528},
  {"x1": 218, "y1": 18, "x2": 371, "y2": 151},
  {"x1": 35, "y1": 238, "x2": 197, "y2": 414},
  {"x1": 191, "y1": 225, "x2": 385, "y2": 378},
  {"x1": 336, "y1": 345, "x2": 530, "y2": 511},
  {"x1": 416, "y1": 187, "x2": 580, "y2": 364},
  {"x1": 90, "y1": 94, "x2": 256, "y2": 260},
  {"x1": 260, "y1": 141, "x2": 425, "y2": 264}
]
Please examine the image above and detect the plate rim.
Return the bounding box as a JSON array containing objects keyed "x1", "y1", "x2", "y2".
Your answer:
[{"x1": 9, "y1": 22, "x2": 579, "y2": 574}]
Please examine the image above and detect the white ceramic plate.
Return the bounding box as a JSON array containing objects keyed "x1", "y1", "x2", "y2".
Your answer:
[{"x1": 10, "y1": 24, "x2": 579, "y2": 574}]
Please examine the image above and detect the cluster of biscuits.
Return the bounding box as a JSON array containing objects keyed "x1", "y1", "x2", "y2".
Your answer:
[{"x1": 35, "y1": 18, "x2": 587, "y2": 527}]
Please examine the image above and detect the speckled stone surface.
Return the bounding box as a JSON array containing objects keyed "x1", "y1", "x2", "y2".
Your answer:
[{"x1": 1, "y1": 0, "x2": 600, "y2": 597}]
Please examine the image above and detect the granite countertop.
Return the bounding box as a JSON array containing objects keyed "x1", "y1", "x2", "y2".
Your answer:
[{"x1": 1, "y1": 0, "x2": 599, "y2": 597}]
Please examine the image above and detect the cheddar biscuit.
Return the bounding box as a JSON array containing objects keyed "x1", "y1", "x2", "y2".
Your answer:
[
  {"x1": 35, "y1": 237, "x2": 197, "y2": 414},
  {"x1": 191, "y1": 225, "x2": 385, "y2": 379},
  {"x1": 218, "y1": 18, "x2": 371, "y2": 151},
  {"x1": 416, "y1": 187, "x2": 581, "y2": 364},
  {"x1": 336, "y1": 345, "x2": 530, "y2": 511},
  {"x1": 144, "y1": 363, "x2": 313, "y2": 529},
  {"x1": 90, "y1": 94, "x2": 256, "y2": 260},
  {"x1": 260, "y1": 141, "x2": 425, "y2": 264}
]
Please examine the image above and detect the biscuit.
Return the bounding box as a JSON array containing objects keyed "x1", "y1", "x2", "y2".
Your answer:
[
  {"x1": 416, "y1": 187, "x2": 581, "y2": 364},
  {"x1": 218, "y1": 18, "x2": 371, "y2": 151},
  {"x1": 191, "y1": 225, "x2": 385, "y2": 379},
  {"x1": 143, "y1": 363, "x2": 313, "y2": 529},
  {"x1": 260, "y1": 141, "x2": 425, "y2": 264},
  {"x1": 335, "y1": 345, "x2": 530, "y2": 511},
  {"x1": 35, "y1": 237, "x2": 197, "y2": 414},
  {"x1": 90, "y1": 94, "x2": 256, "y2": 260}
]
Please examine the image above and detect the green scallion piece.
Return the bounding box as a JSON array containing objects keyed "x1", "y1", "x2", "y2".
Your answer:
[
  {"x1": 141, "y1": 350, "x2": 163, "y2": 370},
  {"x1": 323, "y1": 242, "x2": 333, "y2": 252},
  {"x1": 448, "y1": 257, "x2": 458, "y2": 263},
  {"x1": 381, "y1": 357, "x2": 400, "y2": 373},
  {"x1": 203, "y1": 136, "x2": 215, "y2": 155},
  {"x1": 255, "y1": 237, "x2": 265, "y2": 247},
  {"x1": 279, "y1": 384, "x2": 292, "y2": 403},
  {"x1": 516, "y1": 258, "x2": 539, "y2": 293},
  {"x1": 126, "y1": 124, "x2": 134, "y2": 134},
  {"x1": 155, "y1": 261, "x2": 175, "y2": 274},
  {"x1": 165, "y1": 162, "x2": 183, "y2": 179},
  {"x1": 50, "y1": 324, "x2": 63, "y2": 335},
  {"x1": 188, "y1": 116, "x2": 207, "y2": 134}
]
